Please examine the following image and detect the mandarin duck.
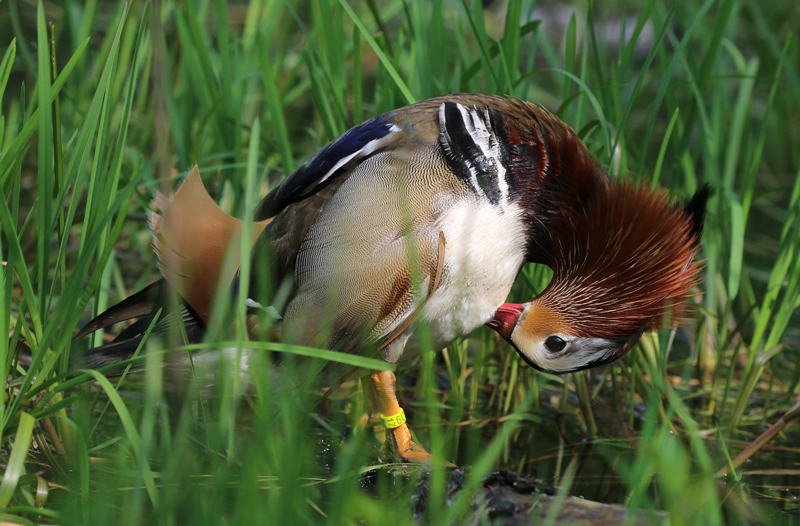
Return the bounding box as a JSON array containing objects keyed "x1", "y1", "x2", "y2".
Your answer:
[{"x1": 76, "y1": 93, "x2": 707, "y2": 463}]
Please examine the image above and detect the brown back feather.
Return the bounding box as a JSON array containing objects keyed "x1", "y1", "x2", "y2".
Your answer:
[{"x1": 151, "y1": 166, "x2": 272, "y2": 322}]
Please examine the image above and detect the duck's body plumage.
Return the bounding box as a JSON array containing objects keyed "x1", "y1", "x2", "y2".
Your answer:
[
  {"x1": 76, "y1": 93, "x2": 708, "y2": 463},
  {"x1": 250, "y1": 94, "x2": 604, "y2": 363}
]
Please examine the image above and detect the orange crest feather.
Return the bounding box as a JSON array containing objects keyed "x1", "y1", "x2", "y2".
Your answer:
[
  {"x1": 535, "y1": 180, "x2": 702, "y2": 338},
  {"x1": 151, "y1": 166, "x2": 271, "y2": 322}
]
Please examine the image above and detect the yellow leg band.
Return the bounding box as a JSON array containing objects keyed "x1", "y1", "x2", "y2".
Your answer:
[{"x1": 380, "y1": 408, "x2": 406, "y2": 429}]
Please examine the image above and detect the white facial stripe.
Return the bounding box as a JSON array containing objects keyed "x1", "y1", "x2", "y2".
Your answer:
[{"x1": 517, "y1": 333, "x2": 619, "y2": 373}]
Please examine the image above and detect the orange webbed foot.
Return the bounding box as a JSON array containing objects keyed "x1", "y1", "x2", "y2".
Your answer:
[{"x1": 370, "y1": 370, "x2": 454, "y2": 466}]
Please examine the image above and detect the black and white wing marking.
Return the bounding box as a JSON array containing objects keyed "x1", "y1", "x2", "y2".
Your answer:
[{"x1": 438, "y1": 101, "x2": 514, "y2": 206}]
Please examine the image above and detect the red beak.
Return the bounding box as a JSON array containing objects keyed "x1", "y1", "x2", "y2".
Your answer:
[{"x1": 486, "y1": 303, "x2": 525, "y2": 340}]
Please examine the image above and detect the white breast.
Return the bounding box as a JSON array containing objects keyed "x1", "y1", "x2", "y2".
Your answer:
[{"x1": 389, "y1": 198, "x2": 527, "y2": 359}]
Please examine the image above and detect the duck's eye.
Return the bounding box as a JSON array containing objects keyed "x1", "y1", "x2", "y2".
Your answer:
[{"x1": 545, "y1": 335, "x2": 567, "y2": 353}]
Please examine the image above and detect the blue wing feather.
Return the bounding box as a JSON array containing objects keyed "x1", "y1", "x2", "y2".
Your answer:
[{"x1": 257, "y1": 116, "x2": 398, "y2": 218}]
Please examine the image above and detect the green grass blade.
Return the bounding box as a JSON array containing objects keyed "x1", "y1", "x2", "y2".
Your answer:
[
  {"x1": 722, "y1": 52, "x2": 758, "y2": 190},
  {"x1": 442, "y1": 387, "x2": 536, "y2": 522},
  {"x1": 549, "y1": 68, "x2": 611, "y2": 157},
  {"x1": 0, "y1": 38, "x2": 89, "y2": 185},
  {"x1": 0, "y1": 185, "x2": 43, "y2": 343},
  {"x1": 0, "y1": 412, "x2": 35, "y2": 507},
  {"x1": 36, "y1": 1, "x2": 53, "y2": 313},
  {"x1": 501, "y1": 0, "x2": 521, "y2": 95},
  {"x1": 725, "y1": 189, "x2": 745, "y2": 300},
  {"x1": 257, "y1": 32, "x2": 294, "y2": 175},
  {"x1": 562, "y1": 13, "x2": 576, "y2": 107},
  {"x1": 651, "y1": 107, "x2": 679, "y2": 186},
  {"x1": 337, "y1": 0, "x2": 415, "y2": 104},
  {"x1": 180, "y1": 341, "x2": 393, "y2": 371},
  {"x1": 0, "y1": 39, "x2": 16, "y2": 104},
  {"x1": 634, "y1": 0, "x2": 715, "y2": 176},
  {"x1": 80, "y1": 370, "x2": 159, "y2": 507}
]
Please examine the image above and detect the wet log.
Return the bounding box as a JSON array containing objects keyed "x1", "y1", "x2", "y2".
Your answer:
[{"x1": 362, "y1": 466, "x2": 668, "y2": 526}]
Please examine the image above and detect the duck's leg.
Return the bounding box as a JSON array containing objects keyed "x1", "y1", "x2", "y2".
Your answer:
[
  {"x1": 365, "y1": 233, "x2": 451, "y2": 464},
  {"x1": 355, "y1": 376, "x2": 381, "y2": 437},
  {"x1": 370, "y1": 370, "x2": 439, "y2": 464}
]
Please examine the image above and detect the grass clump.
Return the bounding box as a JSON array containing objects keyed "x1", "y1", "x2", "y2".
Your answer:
[{"x1": 0, "y1": 0, "x2": 799, "y2": 524}]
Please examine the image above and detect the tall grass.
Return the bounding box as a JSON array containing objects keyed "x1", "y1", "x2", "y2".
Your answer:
[{"x1": 0, "y1": 0, "x2": 799, "y2": 524}]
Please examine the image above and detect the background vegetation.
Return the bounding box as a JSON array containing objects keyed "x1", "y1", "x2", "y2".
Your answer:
[{"x1": 0, "y1": 0, "x2": 799, "y2": 524}]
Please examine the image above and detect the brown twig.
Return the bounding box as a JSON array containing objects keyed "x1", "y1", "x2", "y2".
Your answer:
[{"x1": 716, "y1": 396, "x2": 800, "y2": 477}]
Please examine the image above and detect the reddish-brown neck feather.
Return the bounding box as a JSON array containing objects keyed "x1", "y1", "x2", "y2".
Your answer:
[
  {"x1": 534, "y1": 180, "x2": 702, "y2": 339},
  {"x1": 496, "y1": 102, "x2": 609, "y2": 264}
]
